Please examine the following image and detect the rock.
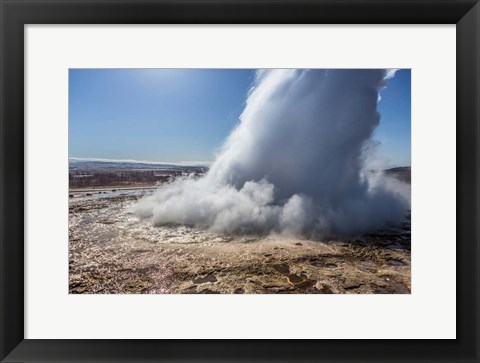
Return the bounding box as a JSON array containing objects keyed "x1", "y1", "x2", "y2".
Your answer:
[
  {"x1": 310, "y1": 259, "x2": 337, "y2": 269},
  {"x1": 356, "y1": 260, "x2": 378, "y2": 273},
  {"x1": 199, "y1": 288, "x2": 220, "y2": 294},
  {"x1": 381, "y1": 276, "x2": 410, "y2": 294},
  {"x1": 181, "y1": 285, "x2": 198, "y2": 294},
  {"x1": 272, "y1": 264, "x2": 290, "y2": 274},
  {"x1": 344, "y1": 279, "x2": 362, "y2": 290},
  {"x1": 296, "y1": 279, "x2": 316, "y2": 290},
  {"x1": 193, "y1": 274, "x2": 217, "y2": 284},
  {"x1": 315, "y1": 282, "x2": 334, "y2": 294},
  {"x1": 386, "y1": 259, "x2": 405, "y2": 266}
]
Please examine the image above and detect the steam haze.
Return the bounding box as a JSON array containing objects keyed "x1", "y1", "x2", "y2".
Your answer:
[{"x1": 135, "y1": 69, "x2": 410, "y2": 237}]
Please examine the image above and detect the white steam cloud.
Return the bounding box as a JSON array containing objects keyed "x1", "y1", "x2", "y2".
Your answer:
[{"x1": 135, "y1": 69, "x2": 410, "y2": 237}]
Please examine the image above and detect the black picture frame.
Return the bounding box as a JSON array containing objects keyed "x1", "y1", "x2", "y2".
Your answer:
[{"x1": 1, "y1": 0, "x2": 478, "y2": 362}]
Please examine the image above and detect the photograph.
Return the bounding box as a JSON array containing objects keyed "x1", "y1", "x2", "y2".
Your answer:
[{"x1": 68, "y1": 68, "x2": 411, "y2": 294}]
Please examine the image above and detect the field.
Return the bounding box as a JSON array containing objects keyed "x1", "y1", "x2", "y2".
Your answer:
[{"x1": 69, "y1": 163, "x2": 411, "y2": 294}]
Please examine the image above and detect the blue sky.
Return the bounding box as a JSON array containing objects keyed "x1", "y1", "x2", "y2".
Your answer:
[
  {"x1": 69, "y1": 69, "x2": 410, "y2": 167},
  {"x1": 376, "y1": 69, "x2": 411, "y2": 167}
]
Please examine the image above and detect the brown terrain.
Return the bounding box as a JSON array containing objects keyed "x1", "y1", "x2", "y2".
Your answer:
[{"x1": 69, "y1": 165, "x2": 411, "y2": 294}]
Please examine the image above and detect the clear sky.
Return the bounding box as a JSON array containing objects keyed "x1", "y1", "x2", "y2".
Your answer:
[
  {"x1": 69, "y1": 69, "x2": 411, "y2": 167},
  {"x1": 376, "y1": 69, "x2": 411, "y2": 167}
]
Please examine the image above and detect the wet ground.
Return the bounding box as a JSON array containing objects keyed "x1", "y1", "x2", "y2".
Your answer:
[{"x1": 69, "y1": 189, "x2": 411, "y2": 294}]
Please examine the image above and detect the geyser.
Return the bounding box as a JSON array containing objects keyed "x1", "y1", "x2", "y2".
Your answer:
[{"x1": 135, "y1": 69, "x2": 410, "y2": 237}]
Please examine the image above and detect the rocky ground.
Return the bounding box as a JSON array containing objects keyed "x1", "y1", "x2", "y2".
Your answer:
[{"x1": 69, "y1": 190, "x2": 410, "y2": 294}]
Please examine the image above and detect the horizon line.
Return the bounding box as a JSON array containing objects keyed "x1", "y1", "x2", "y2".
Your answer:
[
  {"x1": 69, "y1": 157, "x2": 410, "y2": 170},
  {"x1": 69, "y1": 157, "x2": 212, "y2": 167}
]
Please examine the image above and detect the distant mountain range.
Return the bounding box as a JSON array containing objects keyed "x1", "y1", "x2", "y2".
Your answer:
[
  {"x1": 69, "y1": 158, "x2": 410, "y2": 183},
  {"x1": 69, "y1": 158, "x2": 209, "y2": 170},
  {"x1": 384, "y1": 166, "x2": 411, "y2": 183}
]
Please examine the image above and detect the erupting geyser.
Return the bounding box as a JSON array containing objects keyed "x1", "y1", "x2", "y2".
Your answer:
[{"x1": 135, "y1": 69, "x2": 410, "y2": 237}]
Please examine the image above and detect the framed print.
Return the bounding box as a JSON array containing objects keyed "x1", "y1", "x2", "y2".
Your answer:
[
  {"x1": 0, "y1": 0, "x2": 479, "y2": 362},
  {"x1": 66, "y1": 67, "x2": 412, "y2": 295}
]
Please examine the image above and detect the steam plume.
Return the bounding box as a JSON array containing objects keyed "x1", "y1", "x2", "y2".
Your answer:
[{"x1": 135, "y1": 69, "x2": 410, "y2": 237}]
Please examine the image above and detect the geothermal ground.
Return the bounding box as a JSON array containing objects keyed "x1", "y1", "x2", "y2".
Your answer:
[{"x1": 69, "y1": 187, "x2": 411, "y2": 294}]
